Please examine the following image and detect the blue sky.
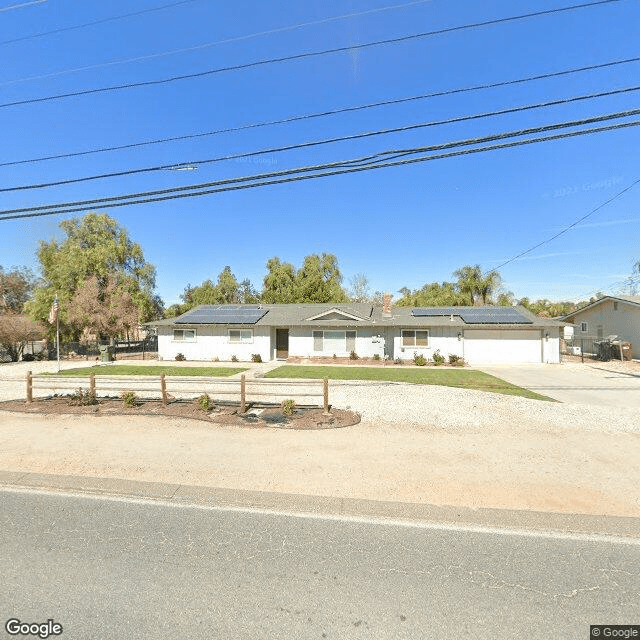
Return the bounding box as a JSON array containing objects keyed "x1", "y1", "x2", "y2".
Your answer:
[{"x1": 0, "y1": 0, "x2": 638, "y2": 305}]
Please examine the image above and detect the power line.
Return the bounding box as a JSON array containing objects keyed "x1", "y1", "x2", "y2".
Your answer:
[
  {"x1": 4, "y1": 85, "x2": 640, "y2": 193},
  {"x1": 0, "y1": 0, "x2": 624, "y2": 110},
  {"x1": 2, "y1": 54, "x2": 639, "y2": 170},
  {"x1": 1, "y1": 116, "x2": 638, "y2": 220},
  {"x1": 0, "y1": 0, "x2": 435, "y2": 88},
  {"x1": 494, "y1": 178, "x2": 640, "y2": 270},
  {"x1": 0, "y1": 0, "x2": 46, "y2": 13},
  {"x1": 0, "y1": 0, "x2": 203, "y2": 46}
]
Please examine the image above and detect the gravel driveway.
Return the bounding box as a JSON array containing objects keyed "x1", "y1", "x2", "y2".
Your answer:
[{"x1": 2, "y1": 361, "x2": 639, "y2": 433}]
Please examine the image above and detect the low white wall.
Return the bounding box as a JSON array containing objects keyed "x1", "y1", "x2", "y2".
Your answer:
[{"x1": 158, "y1": 325, "x2": 271, "y2": 362}]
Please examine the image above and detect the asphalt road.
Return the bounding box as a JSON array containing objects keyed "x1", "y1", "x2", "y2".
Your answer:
[{"x1": 1, "y1": 489, "x2": 638, "y2": 640}]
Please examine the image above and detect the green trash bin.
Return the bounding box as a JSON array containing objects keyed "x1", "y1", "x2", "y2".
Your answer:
[{"x1": 98, "y1": 345, "x2": 112, "y2": 362}]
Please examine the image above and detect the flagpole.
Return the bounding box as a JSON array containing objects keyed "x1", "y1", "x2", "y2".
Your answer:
[{"x1": 56, "y1": 312, "x2": 60, "y2": 373}]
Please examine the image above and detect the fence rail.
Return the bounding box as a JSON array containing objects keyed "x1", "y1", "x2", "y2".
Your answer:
[{"x1": 26, "y1": 372, "x2": 330, "y2": 412}]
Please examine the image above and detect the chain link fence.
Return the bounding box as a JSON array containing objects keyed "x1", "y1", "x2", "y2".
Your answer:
[{"x1": 561, "y1": 336, "x2": 632, "y2": 361}]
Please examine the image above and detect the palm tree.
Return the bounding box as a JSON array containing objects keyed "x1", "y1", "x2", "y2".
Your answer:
[{"x1": 453, "y1": 265, "x2": 502, "y2": 305}]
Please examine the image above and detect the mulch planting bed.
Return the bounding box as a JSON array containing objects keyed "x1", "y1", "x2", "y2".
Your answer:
[{"x1": 0, "y1": 396, "x2": 360, "y2": 430}]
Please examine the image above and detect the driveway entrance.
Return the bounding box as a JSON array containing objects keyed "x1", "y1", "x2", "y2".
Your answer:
[{"x1": 478, "y1": 363, "x2": 640, "y2": 407}]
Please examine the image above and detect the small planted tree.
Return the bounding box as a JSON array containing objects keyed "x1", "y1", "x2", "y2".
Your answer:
[{"x1": 0, "y1": 313, "x2": 45, "y2": 362}]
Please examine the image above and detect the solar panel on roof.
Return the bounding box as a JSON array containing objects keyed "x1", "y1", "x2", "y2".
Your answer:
[
  {"x1": 175, "y1": 306, "x2": 268, "y2": 324},
  {"x1": 411, "y1": 308, "x2": 532, "y2": 324}
]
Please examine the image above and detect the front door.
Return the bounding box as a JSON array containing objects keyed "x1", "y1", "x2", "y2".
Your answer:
[{"x1": 276, "y1": 329, "x2": 289, "y2": 359}]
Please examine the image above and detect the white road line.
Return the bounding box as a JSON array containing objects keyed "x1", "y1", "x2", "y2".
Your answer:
[{"x1": 2, "y1": 485, "x2": 639, "y2": 546}]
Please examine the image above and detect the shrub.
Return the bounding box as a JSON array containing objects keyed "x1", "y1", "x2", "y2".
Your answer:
[
  {"x1": 175, "y1": 352, "x2": 186, "y2": 361},
  {"x1": 413, "y1": 352, "x2": 428, "y2": 366},
  {"x1": 449, "y1": 354, "x2": 464, "y2": 366},
  {"x1": 432, "y1": 350, "x2": 445, "y2": 366},
  {"x1": 281, "y1": 399, "x2": 296, "y2": 416},
  {"x1": 197, "y1": 393, "x2": 215, "y2": 412},
  {"x1": 332, "y1": 353, "x2": 337, "y2": 360},
  {"x1": 22, "y1": 353, "x2": 35, "y2": 362},
  {"x1": 372, "y1": 353, "x2": 381, "y2": 361},
  {"x1": 251, "y1": 354, "x2": 262, "y2": 363},
  {"x1": 69, "y1": 387, "x2": 98, "y2": 406},
  {"x1": 121, "y1": 390, "x2": 138, "y2": 408},
  {"x1": 231, "y1": 355, "x2": 239, "y2": 362},
  {"x1": 394, "y1": 357, "x2": 402, "y2": 365},
  {"x1": 349, "y1": 350, "x2": 359, "y2": 360}
]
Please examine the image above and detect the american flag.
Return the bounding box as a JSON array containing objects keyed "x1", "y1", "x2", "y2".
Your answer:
[{"x1": 48, "y1": 295, "x2": 59, "y2": 325}]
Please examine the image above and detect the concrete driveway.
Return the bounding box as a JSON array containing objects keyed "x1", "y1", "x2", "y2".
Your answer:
[{"x1": 479, "y1": 362, "x2": 640, "y2": 407}]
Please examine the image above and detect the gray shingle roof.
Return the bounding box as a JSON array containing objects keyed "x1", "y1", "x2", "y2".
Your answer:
[{"x1": 148, "y1": 303, "x2": 565, "y2": 329}]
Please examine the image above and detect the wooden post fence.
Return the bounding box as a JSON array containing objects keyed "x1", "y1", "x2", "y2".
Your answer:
[
  {"x1": 26, "y1": 371, "x2": 32, "y2": 403},
  {"x1": 89, "y1": 373, "x2": 95, "y2": 397},
  {"x1": 160, "y1": 374, "x2": 168, "y2": 406},
  {"x1": 323, "y1": 378, "x2": 330, "y2": 416},
  {"x1": 240, "y1": 374, "x2": 246, "y2": 413}
]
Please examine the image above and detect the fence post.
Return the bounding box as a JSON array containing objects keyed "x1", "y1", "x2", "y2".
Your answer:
[
  {"x1": 26, "y1": 370, "x2": 32, "y2": 403},
  {"x1": 89, "y1": 373, "x2": 95, "y2": 396},
  {"x1": 323, "y1": 378, "x2": 330, "y2": 416},
  {"x1": 240, "y1": 374, "x2": 246, "y2": 413},
  {"x1": 581, "y1": 338, "x2": 584, "y2": 363},
  {"x1": 160, "y1": 374, "x2": 168, "y2": 406}
]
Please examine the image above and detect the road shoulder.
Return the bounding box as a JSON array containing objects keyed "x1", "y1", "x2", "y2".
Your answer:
[{"x1": 2, "y1": 469, "x2": 640, "y2": 542}]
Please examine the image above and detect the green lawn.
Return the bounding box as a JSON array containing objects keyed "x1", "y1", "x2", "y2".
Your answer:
[
  {"x1": 264, "y1": 365, "x2": 553, "y2": 401},
  {"x1": 40, "y1": 365, "x2": 248, "y2": 377}
]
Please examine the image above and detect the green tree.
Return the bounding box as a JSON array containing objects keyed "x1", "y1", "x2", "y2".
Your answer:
[
  {"x1": 26, "y1": 213, "x2": 162, "y2": 338},
  {"x1": 296, "y1": 253, "x2": 349, "y2": 303},
  {"x1": 396, "y1": 281, "x2": 467, "y2": 307},
  {"x1": 261, "y1": 257, "x2": 298, "y2": 303},
  {"x1": 238, "y1": 278, "x2": 260, "y2": 303},
  {"x1": 179, "y1": 266, "x2": 241, "y2": 309},
  {"x1": 453, "y1": 265, "x2": 502, "y2": 305}
]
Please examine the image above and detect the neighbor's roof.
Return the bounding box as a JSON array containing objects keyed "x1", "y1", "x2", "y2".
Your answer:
[
  {"x1": 563, "y1": 295, "x2": 640, "y2": 320},
  {"x1": 147, "y1": 303, "x2": 565, "y2": 329}
]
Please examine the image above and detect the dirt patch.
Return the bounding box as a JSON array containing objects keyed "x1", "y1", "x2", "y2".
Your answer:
[{"x1": 0, "y1": 396, "x2": 360, "y2": 430}]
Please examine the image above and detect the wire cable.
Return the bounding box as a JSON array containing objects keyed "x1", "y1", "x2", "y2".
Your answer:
[
  {"x1": 0, "y1": 0, "x2": 435, "y2": 87},
  {"x1": 3, "y1": 85, "x2": 639, "y2": 192},
  {"x1": 0, "y1": 0, "x2": 624, "y2": 110},
  {"x1": 0, "y1": 0, "x2": 46, "y2": 13},
  {"x1": 3, "y1": 54, "x2": 639, "y2": 170},
  {"x1": 494, "y1": 178, "x2": 640, "y2": 270},
  {"x1": 0, "y1": 0, "x2": 203, "y2": 46},
  {"x1": 1, "y1": 116, "x2": 638, "y2": 220}
]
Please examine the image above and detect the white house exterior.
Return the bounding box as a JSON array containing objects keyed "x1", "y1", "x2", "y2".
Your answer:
[
  {"x1": 149, "y1": 303, "x2": 564, "y2": 365},
  {"x1": 563, "y1": 295, "x2": 640, "y2": 349}
]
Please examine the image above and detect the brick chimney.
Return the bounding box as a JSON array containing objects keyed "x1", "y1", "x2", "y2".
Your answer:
[{"x1": 382, "y1": 292, "x2": 392, "y2": 316}]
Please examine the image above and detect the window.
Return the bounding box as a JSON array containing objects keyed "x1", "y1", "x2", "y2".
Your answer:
[
  {"x1": 580, "y1": 322, "x2": 588, "y2": 332},
  {"x1": 346, "y1": 331, "x2": 356, "y2": 352},
  {"x1": 312, "y1": 330, "x2": 357, "y2": 352},
  {"x1": 228, "y1": 329, "x2": 253, "y2": 344},
  {"x1": 173, "y1": 329, "x2": 196, "y2": 342},
  {"x1": 402, "y1": 329, "x2": 429, "y2": 347}
]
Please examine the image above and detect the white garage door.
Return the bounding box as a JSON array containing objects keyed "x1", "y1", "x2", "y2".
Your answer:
[{"x1": 464, "y1": 330, "x2": 542, "y2": 364}]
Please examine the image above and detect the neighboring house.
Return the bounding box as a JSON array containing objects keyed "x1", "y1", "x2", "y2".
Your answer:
[
  {"x1": 563, "y1": 295, "x2": 640, "y2": 347},
  {"x1": 147, "y1": 300, "x2": 564, "y2": 365}
]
